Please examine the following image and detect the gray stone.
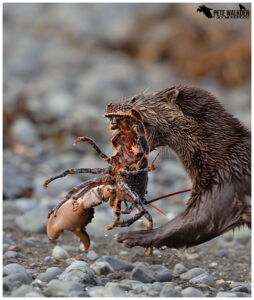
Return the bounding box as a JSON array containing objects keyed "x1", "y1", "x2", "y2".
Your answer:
[
  {"x1": 173, "y1": 263, "x2": 188, "y2": 276},
  {"x1": 137, "y1": 282, "x2": 164, "y2": 292},
  {"x1": 216, "y1": 249, "x2": 228, "y2": 258},
  {"x1": 120, "y1": 279, "x2": 144, "y2": 290},
  {"x1": 59, "y1": 260, "x2": 96, "y2": 284},
  {"x1": 88, "y1": 286, "x2": 126, "y2": 297},
  {"x1": 16, "y1": 207, "x2": 49, "y2": 233},
  {"x1": 102, "y1": 255, "x2": 134, "y2": 271},
  {"x1": 11, "y1": 118, "x2": 40, "y2": 146},
  {"x1": 180, "y1": 267, "x2": 206, "y2": 280},
  {"x1": 46, "y1": 279, "x2": 87, "y2": 297},
  {"x1": 216, "y1": 291, "x2": 238, "y2": 297},
  {"x1": 3, "y1": 263, "x2": 31, "y2": 279},
  {"x1": 160, "y1": 284, "x2": 183, "y2": 297},
  {"x1": 3, "y1": 273, "x2": 32, "y2": 291},
  {"x1": 3, "y1": 250, "x2": 27, "y2": 260},
  {"x1": 37, "y1": 267, "x2": 62, "y2": 282},
  {"x1": 25, "y1": 291, "x2": 44, "y2": 297},
  {"x1": 52, "y1": 246, "x2": 70, "y2": 259},
  {"x1": 189, "y1": 272, "x2": 215, "y2": 285},
  {"x1": 230, "y1": 282, "x2": 251, "y2": 293},
  {"x1": 148, "y1": 264, "x2": 172, "y2": 282},
  {"x1": 87, "y1": 250, "x2": 99, "y2": 261},
  {"x1": 3, "y1": 232, "x2": 15, "y2": 245},
  {"x1": 130, "y1": 266, "x2": 155, "y2": 283},
  {"x1": 234, "y1": 292, "x2": 252, "y2": 297},
  {"x1": 106, "y1": 281, "x2": 134, "y2": 291},
  {"x1": 44, "y1": 256, "x2": 57, "y2": 264},
  {"x1": 11, "y1": 284, "x2": 42, "y2": 297},
  {"x1": 90, "y1": 261, "x2": 114, "y2": 275},
  {"x1": 182, "y1": 287, "x2": 204, "y2": 297},
  {"x1": 14, "y1": 198, "x2": 39, "y2": 213}
]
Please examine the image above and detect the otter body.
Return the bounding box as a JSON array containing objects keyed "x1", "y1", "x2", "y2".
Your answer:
[{"x1": 106, "y1": 85, "x2": 251, "y2": 249}]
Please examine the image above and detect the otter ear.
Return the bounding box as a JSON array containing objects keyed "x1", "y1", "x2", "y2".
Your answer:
[{"x1": 165, "y1": 88, "x2": 179, "y2": 104}]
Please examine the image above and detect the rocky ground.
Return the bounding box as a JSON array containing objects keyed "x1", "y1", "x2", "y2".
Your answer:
[
  {"x1": 3, "y1": 217, "x2": 251, "y2": 297},
  {"x1": 3, "y1": 3, "x2": 251, "y2": 298}
]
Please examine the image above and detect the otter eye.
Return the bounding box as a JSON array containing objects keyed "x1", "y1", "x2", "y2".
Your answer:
[{"x1": 130, "y1": 97, "x2": 136, "y2": 104}]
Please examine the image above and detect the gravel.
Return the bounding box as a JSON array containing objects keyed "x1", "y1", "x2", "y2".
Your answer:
[
  {"x1": 102, "y1": 255, "x2": 134, "y2": 271},
  {"x1": 173, "y1": 263, "x2": 188, "y2": 277},
  {"x1": 37, "y1": 267, "x2": 63, "y2": 282},
  {"x1": 90, "y1": 261, "x2": 114, "y2": 275},
  {"x1": 46, "y1": 279, "x2": 87, "y2": 297}
]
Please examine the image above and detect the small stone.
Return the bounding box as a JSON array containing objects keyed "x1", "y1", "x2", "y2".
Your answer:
[
  {"x1": 10, "y1": 284, "x2": 42, "y2": 297},
  {"x1": 160, "y1": 284, "x2": 183, "y2": 297},
  {"x1": 182, "y1": 287, "x2": 204, "y2": 297},
  {"x1": 46, "y1": 279, "x2": 87, "y2": 297},
  {"x1": 120, "y1": 279, "x2": 144, "y2": 290},
  {"x1": 37, "y1": 267, "x2": 62, "y2": 282},
  {"x1": 44, "y1": 256, "x2": 56, "y2": 264},
  {"x1": 148, "y1": 264, "x2": 173, "y2": 282},
  {"x1": 130, "y1": 266, "x2": 155, "y2": 283},
  {"x1": 25, "y1": 291, "x2": 43, "y2": 297},
  {"x1": 102, "y1": 255, "x2": 134, "y2": 271},
  {"x1": 137, "y1": 282, "x2": 164, "y2": 292},
  {"x1": 173, "y1": 263, "x2": 188, "y2": 277},
  {"x1": 91, "y1": 261, "x2": 114, "y2": 275},
  {"x1": 180, "y1": 267, "x2": 206, "y2": 280},
  {"x1": 87, "y1": 250, "x2": 99, "y2": 261},
  {"x1": 230, "y1": 282, "x2": 251, "y2": 293},
  {"x1": 88, "y1": 286, "x2": 126, "y2": 297},
  {"x1": 3, "y1": 250, "x2": 27, "y2": 260},
  {"x1": 209, "y1": 262, "x2": 218, "y2": 267},
  {"x1": 3, "y1": 232, "x2": 15, "y2": 245},
  {"x1": 52, "y1": 246, "x2": 70, "y2": 260},
  {"x1": 3, "y1": 263, "x2": 31, "y2": 279},
  {"x1": 3, "y1": 273, "x2": 32, "y2": 291},
  {"x1": 189, "y1": 272, "x2": 216, "y2": 287},
  {"x1": 59, "y1": 260, "x2": 96, "y2": 284},
  {"x1": 216, "y1": 291, "x2": 237, "y2": 297},
  {"x1": 216, "y1": 249, "x2": 228, "y2": 258},
  {"x1": 234, "y1": 292, "x2": 252, "y2": 297}
]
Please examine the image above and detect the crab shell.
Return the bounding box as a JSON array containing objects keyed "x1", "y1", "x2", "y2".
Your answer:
[{"x1": 47, "y1": 199, "x2": 94, "y2": 251}]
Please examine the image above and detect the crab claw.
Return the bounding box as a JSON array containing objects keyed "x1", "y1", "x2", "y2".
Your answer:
[{"x1": 47, "y1": 199, "x2": 94, "y2": 251}]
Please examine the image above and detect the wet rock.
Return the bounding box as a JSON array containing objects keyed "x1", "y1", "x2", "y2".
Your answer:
[
  {"x1": 182, "y1": 287, "x2": 204, "y2": 297},
  {"x1": 173, "y1": 263, "x2": 188, "y2": 277},
  {"x1": 216, "y1": 291, "x2": 238, "y2": 297},
  {"x1": 90, "y1": 261, "x2": 114, "y2": 275},
  {"x1": 10, "y1": 284, "x2": 42, "y2": 297},
  {"x1": 3, "y1": 263, "x2": 31, "y2": 279},
  {"x1": 11, "y1": 118, "x2": 40, "y2": 146},
  {"x1": 16, "y1": 207, "x2": 49, "y2": 233},
  {"x1": 44, "y1": 256, "x2": 57, "y2": 264},
  {"x1": 180, "y1": 267, "x2": 206, "y2": 280},
  {"x1": 87, "y1": 250, "x2": 99, "y2": 261},
  {"x1": 3, "y1": 250, "x2": 27, "y2": 260},
  {"x1": 130, "y1": 266, "x2": 155, "y2": 283},
  {"x1": 88, "y1": 286, "x2": 126, "y2": 297},
  {"x1": 148, "y1": 264, "x2": 172, "y2": 282},
  {"x1": 102, "y1": 255, "x2": 134, "y2": 271},
  {"x1": 52, "y1": 246, "x2": 70, "y2": 260},
  {"x1": 37, "y1": 267, "x2": 62, "y2": 282},
  {"x1": 46, "y1": 279, "x2": 87, "y2": 297},
  {"x1": 59, "y1": 260, "x2": 96, "y2": 284}
]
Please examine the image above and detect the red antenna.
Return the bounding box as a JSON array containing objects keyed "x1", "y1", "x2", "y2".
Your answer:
[{"x1": 147, "y1": 189, "x2": 192, "y2": 205}]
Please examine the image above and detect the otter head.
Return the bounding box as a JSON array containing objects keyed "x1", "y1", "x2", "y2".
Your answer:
[{"x1": 106, "y1": 86, "x2": 198, "y2": 151}]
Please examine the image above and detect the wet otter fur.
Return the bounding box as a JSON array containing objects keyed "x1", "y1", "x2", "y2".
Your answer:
[{"x1": 106, "y1": 85, "x2": 251, "y2": 249}]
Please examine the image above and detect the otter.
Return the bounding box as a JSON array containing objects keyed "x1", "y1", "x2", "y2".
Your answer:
[{"x1": 105, "y1": 85, "x2": 251, "y2": 249}]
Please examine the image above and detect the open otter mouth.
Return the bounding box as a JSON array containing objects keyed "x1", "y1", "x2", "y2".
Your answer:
[{"x1": 104, "y1": 110, "x2": 150, "y2": 157}]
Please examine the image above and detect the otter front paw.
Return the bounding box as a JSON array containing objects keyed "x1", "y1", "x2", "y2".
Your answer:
[{"x1": 114, "y1": 229, "x2": 156, "y2": 248}]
